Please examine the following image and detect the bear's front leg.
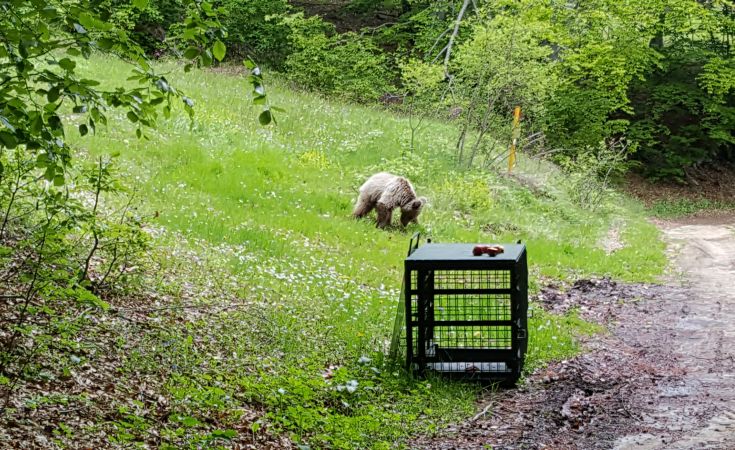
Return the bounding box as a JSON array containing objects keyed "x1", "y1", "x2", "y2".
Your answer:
[{"x1": 376, "y1": 204, "x2": 393, "y2": 229}]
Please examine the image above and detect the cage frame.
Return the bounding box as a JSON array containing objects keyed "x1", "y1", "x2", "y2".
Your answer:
[{"x1": 403, "y1": 239, "x2": 528, "y2": 383}]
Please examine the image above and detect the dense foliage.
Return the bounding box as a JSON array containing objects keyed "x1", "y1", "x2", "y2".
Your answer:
[
  {"x1": 0, "y1": 0, "x2": 252, "y2": 419},
  {"x1": 114, "y1": 0, "x2": 734, "y2": 179}
]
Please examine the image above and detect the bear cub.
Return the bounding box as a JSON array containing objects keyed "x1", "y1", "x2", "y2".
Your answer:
[{"x1": 353, "y1": 172, "x2": 427, "y2": 229}]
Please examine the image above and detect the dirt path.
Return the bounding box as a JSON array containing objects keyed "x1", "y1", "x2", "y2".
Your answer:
[
  {"x1": 616, "y1": 218, "x2": 735, "y2": 449},
  {"x1": 415, "y1": 217, "x2": 735, "y2": 450}
]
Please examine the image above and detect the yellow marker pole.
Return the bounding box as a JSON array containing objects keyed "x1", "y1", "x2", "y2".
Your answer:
[{"x1": 509, "y1": 106, "x2": 521, "y2": 173}]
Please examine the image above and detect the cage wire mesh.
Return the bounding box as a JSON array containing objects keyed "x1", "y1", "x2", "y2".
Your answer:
[
  {"x1": 389, "y1": 279, "x2": 407, "y2": 361},
  {"x1": 395, "y1": 239, "x2": 528, "y2": 383}
]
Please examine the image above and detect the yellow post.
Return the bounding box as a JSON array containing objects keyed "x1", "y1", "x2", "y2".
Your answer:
[{"x1": 508, "y1": 106, "x2": 521, "y2": 173}]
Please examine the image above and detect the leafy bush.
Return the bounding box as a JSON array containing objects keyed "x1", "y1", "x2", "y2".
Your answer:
[
  {"x1": 218, "y1": 0, "x2": 294, "y2": 68},
  {"x1": 98, "y1": 0, "x2": 297, "y2": 64},
  {"x1": 286, "y1": 24, "x2": 395, "y2": 102},
  {"x1": 96, "y1": 0, "x2": 186, "y2": 54},
  {"x1": 627, "y1": 47, "x2": 735, "y2": 180},
  {"x1": 0, "y1": 0, "x2": 226, "y2": 407},
  {"x1": 0, "y1": 151, "x2": 150, "y2": 390},
  {"x1": 557, "y1": 141, "x2": 631, "y2": 211}
]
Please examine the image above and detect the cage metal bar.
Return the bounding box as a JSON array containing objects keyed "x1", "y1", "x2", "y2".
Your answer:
[{"x1": 404, "y1": 265, "x2": 413, "y2": 371}]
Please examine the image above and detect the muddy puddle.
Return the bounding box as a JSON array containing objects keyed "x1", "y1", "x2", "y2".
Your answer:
[{"x1": 415, "y1": 221, "x2": 735, "y2": 449}]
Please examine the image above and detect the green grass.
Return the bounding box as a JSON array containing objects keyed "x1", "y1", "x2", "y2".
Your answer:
[
  {"x1": 648, "y1": 197, "x2": 735, "y2": 218},
  {"x1": 62, "y1": 55, "x2": 667, "y2": 448}
]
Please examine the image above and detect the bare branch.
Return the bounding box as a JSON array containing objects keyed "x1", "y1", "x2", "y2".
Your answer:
[{"x1": 444, "y1": 0, "x2": 472, "y2": 79}]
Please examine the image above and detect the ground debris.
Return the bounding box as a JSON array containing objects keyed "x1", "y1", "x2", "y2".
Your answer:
[
  {"x1": 534, "y1": 277, "x2": 662, "y2": 324},
  {"x1": 412, "y1": 266, "x2": 735, "y2": 450},
  {"x1": 0, "y1": 249, "x2": 293, "y2": 450}
]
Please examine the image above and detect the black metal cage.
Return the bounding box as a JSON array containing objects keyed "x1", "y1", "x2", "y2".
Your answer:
[{"x1": 400, "y1": 237, "x2": 528, "y2": 383}]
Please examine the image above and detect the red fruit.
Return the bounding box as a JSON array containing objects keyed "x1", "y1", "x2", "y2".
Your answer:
[
  {"x1": 485, "y1": 245, "x2": 505, "y2": 256},
  {"x1": 472, "y1": 246, "x2": 484, "y2": 256}
]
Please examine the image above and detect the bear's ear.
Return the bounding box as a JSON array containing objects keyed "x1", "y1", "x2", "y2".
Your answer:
[{"x1": 411, "y1": 197, "x2": 427, "y2": 210}]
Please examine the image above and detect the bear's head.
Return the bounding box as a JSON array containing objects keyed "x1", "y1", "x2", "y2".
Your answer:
[{"x1": 400, "y1": 197, "x2": 427, "y2": 226}]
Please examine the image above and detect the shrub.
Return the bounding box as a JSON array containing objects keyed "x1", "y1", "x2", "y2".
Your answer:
[
  {"x1": 286, "y1": 23, "x2": 395, "y2": 103},
  {"x1": 557, "y1": 141, "x2": 631, "y2": 211},
  {"x1": 218, "y1": 0, "x2": 294, "y2": 68},
  {"x1": 96, "y1": 0, "x2": 186, "y2": 54},
  {"x1": 627, "y1": 48, "x2": 735, "y2": 180},
  {"x1": 0, "y1": 152, "x2": 150, "y2": 389}
]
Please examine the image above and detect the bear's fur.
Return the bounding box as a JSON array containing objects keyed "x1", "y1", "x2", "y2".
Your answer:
[{"x1": 353, "y1": 172, "x2": 427, "y2": 228}]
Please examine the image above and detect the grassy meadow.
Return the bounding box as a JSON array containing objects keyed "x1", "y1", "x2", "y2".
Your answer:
[{"x1": 56, "y1": 55, "x2": 666, "y2": 448}]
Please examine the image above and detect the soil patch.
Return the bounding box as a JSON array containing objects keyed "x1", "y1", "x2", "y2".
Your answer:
[{"x1": 624, "y1": 164, "x2": 735, "y2": 207}]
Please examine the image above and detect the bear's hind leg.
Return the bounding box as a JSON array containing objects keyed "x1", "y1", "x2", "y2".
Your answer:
[{"x1": 353, "y1": 197, "x2": 375, "y2": 218}]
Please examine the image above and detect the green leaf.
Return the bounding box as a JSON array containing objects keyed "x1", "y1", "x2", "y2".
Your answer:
[
  {"x1": 30, "y1": 115, "x2": 43, "y2": 133},
  {"x1": 44, "y1": 101, "x2": 60, "y2": 112},
  {"x1": 243, "y1": 59, "x2": 256, "y2": 70},
  {"x1": 0, "y1": 131, "x2": 18, "y2": 149},
  {"x1": 59, "y1": 58, "x2": 76, "y2": 71},
  {"x1": 47, "y1": 115, "x2": 62, "y2": 131},
  {"x1": 97, "y1": 38, "x2": 114, "y2": 50},
  {"x1": 156, "y1": 78, "x2": 170, "y2": 92},
  {"x1": 201, "y1": 50, "x2": 213, "y2": 67},
  {"x1": 213, "y1": 40, "x2": 226, "y2": 62},
  {"x1": 252, "y1": 95, "x2": 267, "y2": 105},
  {"x1": 258, "y1": 110, "x2": 272, "y2": 126},
  {"x1": 133, "y1": 0, "x2": 149, "y2": 9},
  {"x1": 208, "y1": 429, "x2": 236, "y2": 440},
  {"x1": 79, "y1": 124, "x2": 88, "y2": 136},
  {"x1": 78, "y1": 13, "x2": 95, "y2": 30},
  {"x1": 53, "y1": 174, "x2": 65, "y2": 186},
  {"x1": 40, "y1": 7, "x2": 58, "y2": 19},
  {"x1": 127, "y1": 111, "x2": 139, "y2": 123},
  {"x1": 180, "y1": 416, "x2": 200, "y2": 427},
  {"x1": 36, "y1": 154, "x2": 49, "y2": 168},
  {"x1": 47, "y1": 88, "x2": 60, "y2": 103},
  {"x1": 183, "y1": 47, "x2": 200, "y2": 59}
]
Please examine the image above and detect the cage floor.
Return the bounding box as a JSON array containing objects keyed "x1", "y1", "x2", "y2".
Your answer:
[{"x1": 426, "y1": 362, "x2": 511, "y2": 373}]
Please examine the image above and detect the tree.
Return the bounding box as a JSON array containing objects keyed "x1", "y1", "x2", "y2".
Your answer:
[{"x1": 0, "y1": 0, "x2": 227, "y2": 183}]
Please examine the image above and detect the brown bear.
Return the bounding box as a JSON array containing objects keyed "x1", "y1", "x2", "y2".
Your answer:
[{"x1": 353, "y1": 172, "x2": 427, "y2": 228}]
